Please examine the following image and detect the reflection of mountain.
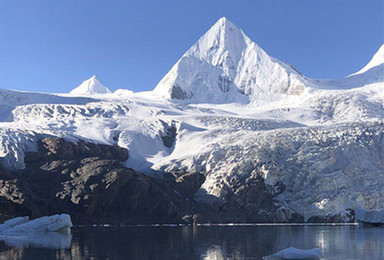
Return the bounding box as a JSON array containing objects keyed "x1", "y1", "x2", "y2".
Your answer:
[{"x1": 0, "y1": 226, "x2": 382, "y2": 259}]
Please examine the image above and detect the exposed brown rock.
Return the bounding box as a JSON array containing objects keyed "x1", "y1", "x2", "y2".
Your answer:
[{"x1": 173, "y1": 172, "x2": 205, "y2": 198}]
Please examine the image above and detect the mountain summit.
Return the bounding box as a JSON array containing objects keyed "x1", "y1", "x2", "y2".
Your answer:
[
  {"x1": 70, "y1": 75, "x2": 111, "y2": 95},
  {"x1": 153, "y1": 17, "x2": 306, "y2": 103}
]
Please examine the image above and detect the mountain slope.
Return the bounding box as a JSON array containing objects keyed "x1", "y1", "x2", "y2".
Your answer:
[
  {"x1": 153, "y1": 17, "x2": 307, "y2": 103},
  {"x1": 313, "y1": 44, "x2": 384, "y2": 90},
  {"x1": 349, "y1": 44, "x2": 384, "y2": 76}
]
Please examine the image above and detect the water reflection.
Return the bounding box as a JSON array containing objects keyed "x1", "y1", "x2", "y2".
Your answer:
[
  {"x1": 0, "y1": 225, "x2": 382, "y2": 259},
  {"x1": 0, "y1": 232, "x2": 72, "y2": 249}
]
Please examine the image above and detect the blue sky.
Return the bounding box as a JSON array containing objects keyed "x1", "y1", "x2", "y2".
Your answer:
[{"x1": 0, "y1": 0, "x2": 383, "y2": 93}]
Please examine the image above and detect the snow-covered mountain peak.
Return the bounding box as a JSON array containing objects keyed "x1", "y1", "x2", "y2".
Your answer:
[
  {"x1": 153, "y1": 18, "x2": 307, "y2": 104},
  {"x1": 69, "y1": 75, "x2": 111, "y2": 95},
  {"x1": 186, "y1": 17, "x2": 249, "y2": 70},
  {"x1": 208, "y1": 16, "x2": 237, "y2": 32},
  {"x1": 350, "y1": 44, "x2": 384, "y2": 76}
]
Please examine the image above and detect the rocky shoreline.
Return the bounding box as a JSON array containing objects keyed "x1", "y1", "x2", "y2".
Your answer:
[{"x1": 0, "y1": 138, "x2": 355, "y2": 225}]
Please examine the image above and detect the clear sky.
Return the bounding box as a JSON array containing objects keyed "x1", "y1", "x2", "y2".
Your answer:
[{"x1": 0, "y1": 0, "x2": 383, "y2": 93}]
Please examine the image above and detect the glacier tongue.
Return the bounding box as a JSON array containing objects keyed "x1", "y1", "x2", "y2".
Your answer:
[
  {"x1": 153, "y1": 17, "x2": 307, "y2": 103},
  {"x1": 70, "y1": 75, "x2": 111, "y2": 95}
]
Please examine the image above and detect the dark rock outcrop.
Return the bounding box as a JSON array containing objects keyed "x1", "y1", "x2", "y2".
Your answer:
[
  {"x1": 202, "y1": 174, "x2": 284, "y2": 223},
  {"x1": 25, "y1": 137, "x2": 128, "y2": 163},
  {"x1": 170, "y1": 84, "x2": 191, "y2": 100},
  {"x1": 159, "y1": 120, "x2": 177, "y2": 148},
  {"x1": 307, "y1": 209, "x2": 355, "y2": 223},
  {"x1": 173, "y1": 172, "x2": 205, "y2": 198},
  {"x1": 0, "y1": 138, "x2": 192, "y2": 224},
  {"x1": 160, "y1": 126, "x2": 177, "y2": 148},
  {"x1": 0, "y1": 177, "x2": 44, "y2": 222}
]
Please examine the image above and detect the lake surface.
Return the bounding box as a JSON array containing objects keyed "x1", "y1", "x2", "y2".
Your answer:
[{"x1": 0, "y1": 224, "x2": 382, "y2": 259}]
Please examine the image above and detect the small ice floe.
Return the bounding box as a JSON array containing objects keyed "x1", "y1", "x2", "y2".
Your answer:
[
  {"x1": 0, "y1": 214, "x2": 73, "y2": 234},
  {"x1": 263, "y1": 247, "x2": 323, "y2": 259},
  {"x1": 0, "y1": 214, "x2": 73, "y2": 249},
  {"x1": 355, "y1": 207, "x2": 384, "y2": 225}
]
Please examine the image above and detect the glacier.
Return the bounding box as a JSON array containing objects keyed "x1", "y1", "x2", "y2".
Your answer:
[
  {"x1": 355, "y1": 207, "x2": 384, "y2": 225},
  {"x1": 0, "y1": 17, "x2": 383, "y2": 222}
]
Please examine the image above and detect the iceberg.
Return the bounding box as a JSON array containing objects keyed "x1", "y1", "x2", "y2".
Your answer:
[
  {"x1": 355, "y1": 208, "x2": 384, "y2": 225},
  {"x1": 0, "y1": 216, "x2": 30, "y2": 232},
  {"x1": 0, "y1": 214, "x2": 73, "y2": 234},
  {"x1": 0, "y1": 214, "x2": 73, "y2": 249},
  {"x1": 263, "y1": 247, "x2": 323, "y2": 259}
]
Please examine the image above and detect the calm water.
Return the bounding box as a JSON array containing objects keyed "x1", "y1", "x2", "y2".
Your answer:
[{"x1": 0, "y1": 224, "x2": 382, "y2": 259}]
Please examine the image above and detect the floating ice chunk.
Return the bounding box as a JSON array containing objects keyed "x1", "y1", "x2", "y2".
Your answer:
[
  {"x1": 355, "y1": 208, "x2": 384, "y2": 225},
  {"x1": 263, "y1": 247, "x2": 323, "y2": 259},
  {"x1": 0, "y1": 214, "x2": 72, "y2": 234},
  {"x1": 0, "y1": 216, "x2": 30, "y2": 232}
]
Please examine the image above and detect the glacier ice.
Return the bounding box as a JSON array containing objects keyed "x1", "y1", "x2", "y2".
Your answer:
[
  {"x1": 355, "y1": 208, "x2": 384, "y2": 225},
  {"x1": 0, "y1": 214, "x2": 73, "y2": 234}
]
